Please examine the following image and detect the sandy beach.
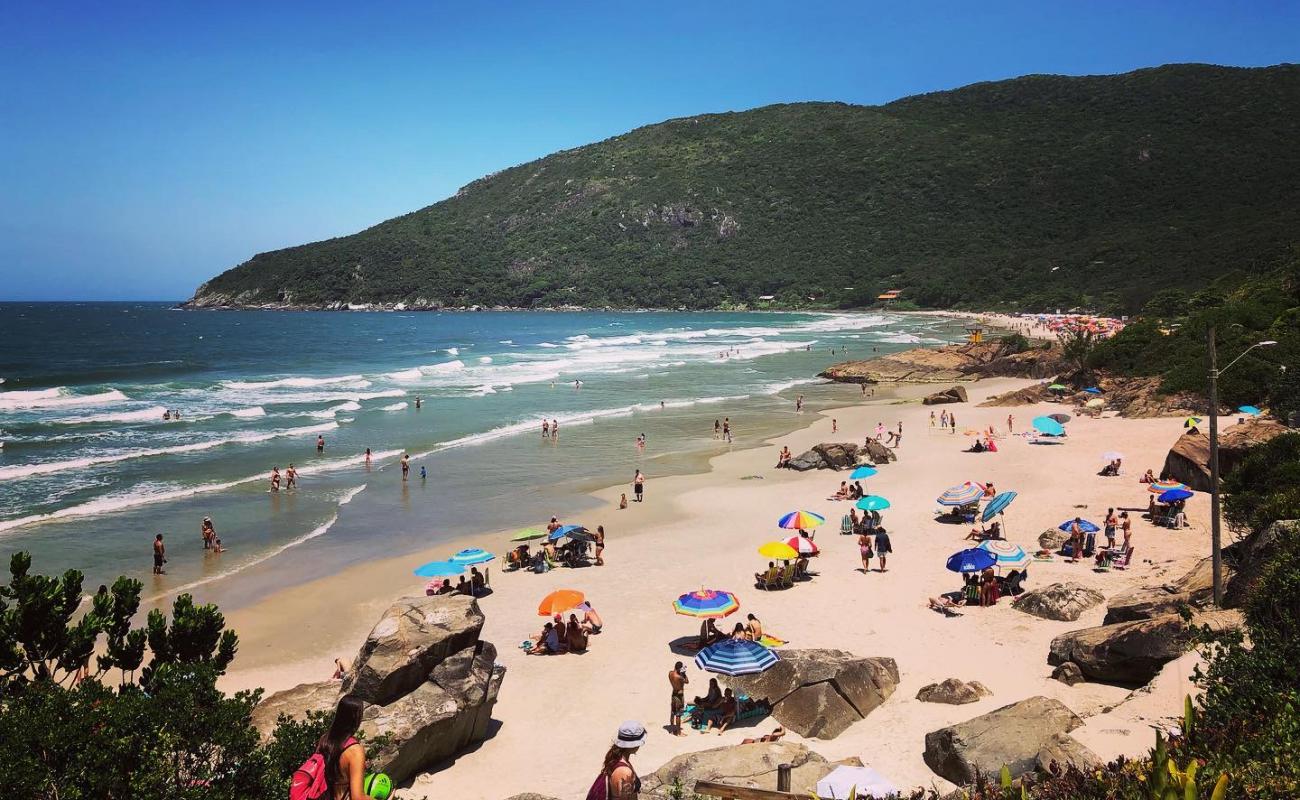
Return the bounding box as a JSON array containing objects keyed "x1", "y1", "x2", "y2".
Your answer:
[{"x1": 222, "y1": 376, "x2": 1212, "y2": 798}]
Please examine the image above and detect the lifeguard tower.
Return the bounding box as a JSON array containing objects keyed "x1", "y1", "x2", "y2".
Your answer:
[{"x1": 964, "y1": 323, "x2": 984, "y2": 344}]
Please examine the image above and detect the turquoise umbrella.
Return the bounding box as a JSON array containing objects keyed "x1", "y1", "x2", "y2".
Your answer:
[
  {"x1": 1238, "y1": 405, "x2": 1261, "y2": 416},
  {"x1": 413, "y1": 560, "x2": 464, "y2": 578},
  {"x1": 849, "y1": 465, "x2": 878, "y2": 480},
  {"x1": 449, "y1": 548, "x2": 495, "y2": 565},
  {"x1": 981, "y1": 491, "x2": 1018, "y2": 523},
  {"x1": 856, "y1": 495, "x2": 891, "y2": 511},
  {"x1": 1032, "y1": 416, "x2": 1065, "y2": 436}
]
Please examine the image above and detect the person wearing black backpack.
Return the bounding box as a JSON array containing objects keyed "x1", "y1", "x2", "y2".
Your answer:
[{"x1": 291, "y1": 695, "x2": 379, "y2": 800}]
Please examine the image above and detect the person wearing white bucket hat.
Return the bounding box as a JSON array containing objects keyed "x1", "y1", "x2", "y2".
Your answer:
[{"x1": 586, "y1": 721, "x2": 645, "y2": 799}]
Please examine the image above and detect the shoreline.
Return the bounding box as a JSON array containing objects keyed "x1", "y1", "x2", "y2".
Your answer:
[{"x1": 221, "y1": 374, "x2": 1213, "y2": 798}]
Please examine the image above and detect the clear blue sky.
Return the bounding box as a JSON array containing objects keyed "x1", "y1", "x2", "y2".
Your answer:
[{"x1": 1, "y1": 1, "x2": 1295, "y2": 300}]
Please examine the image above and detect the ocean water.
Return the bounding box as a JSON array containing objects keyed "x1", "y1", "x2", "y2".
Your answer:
[{"x1": 0, "y1": 304, "x2": 964, "y2": 608}]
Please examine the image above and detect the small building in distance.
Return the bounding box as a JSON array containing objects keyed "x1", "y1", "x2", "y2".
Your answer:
[{"x1": 876, "y1": 289, "x2": 902, "y2": 307}]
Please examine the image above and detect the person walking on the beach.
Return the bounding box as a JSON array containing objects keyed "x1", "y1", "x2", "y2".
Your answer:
[
  {"x1": 552, "y1": 419, "x2": 559, "y2": 439},
  {"x1": 1104, "y1": 507, "x2": 1117, "y2": 550},
  {"x1": 285, "y1": 463, "x2": 297, "y2": 489},
  {"x1": 1068, "y1": 517, "x2": 1084, "y2": 563},
  {"x1": 595, "y1": 525, "x2": 606, "y2": 566},
  {"x1": 950, "y1": 413, "x2": 957, "y2": 434},
  {"x1": 874, "y1": 527, "x2": 892, "y2": 572},
  {"x1": 633, "y1": 470, "x2": 645, "y2": 502},
  {"x1": 364, "y1": 447, "x2": 371, "y2": 466},
  {"x1": 668, "y1": 663, "x2": 689, "y2": 737},
  {"x1": 713, "y1": 419, "x2": 721, "y2": 439},
  {"x1": 400, "y1": 453, "x2": 410, "y2": 480},
  {"x1": 795, "y1": 394, "x2": 804, "y2": 413},
  {"x1": 723, "y1": 417, "x2": 732, "y2": 443},
  {"x1": 831, "y1": 418, "x2": 838, "y2": 434},
  {"x1": 592, "y1": 721, "x2": 646, "y2": 799},
  {"x1": 861, "y1": 384, "x2": 867, "y2": 396},
  {"x1": 316, "y1": 434, "x2": 325, "y2": 453},
  {"x1": 270, "y1": 467, "x2": 281, "y2": 492},
  {"x1": 930, "y1": 411, "x2": 936, "y2": 427},
  {"x1": 875, "y1": 422, "x2": 885, "y2": 441},
  {"x1": 1121, "y1": 511, "x2": 1132, "y2": 550},
  {"x1": 1007, "y1": 414, "x2": 1014, "y2": 434},
  {"x1": 420, "y1": 465, "x2": 426, "y2": 481},
  {"x1": 542, "y1": 420, "x2": 550, "y2": 439},
  {"x1": 152, "y1": 534, "x2": 166, "y2": 574},
  {"x1": 940, "y1": 410, "x2": 948, "y2": 429},
  {"x1": 857, "y1": 531, "x2": 874, "y2": 573}
]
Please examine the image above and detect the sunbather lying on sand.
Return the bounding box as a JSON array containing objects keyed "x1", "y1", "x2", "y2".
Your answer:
[{"x1": 741, "y1": 726, "x2": 786, "y2": 745}]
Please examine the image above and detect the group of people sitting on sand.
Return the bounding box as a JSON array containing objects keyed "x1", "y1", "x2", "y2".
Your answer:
[
  {"x1": 830, "y1": 480, "x2": 867, "y2": 501},
  {"x1": 754, "y1": 556, "x2": 813, "y2": 588},
  {"x1": 527, "y1": 605, "x2": 603, "y2": 655},
  {"x1": 686, "y1": 678, "x2": 774, "y2": 734},
  {"x1": 698, "y1": 613, "x2": 764, "y2": 648},
  {"x1": 1147, "y1": 495, "x2": 1189, "y2": 529},
  {"x1": 928, "y1": 566, "x2": 1028, "y2": 615},
  {"x1": 1099, "y1": 457, "x2": 1124, "y2": 476},
  {"x1": 965, "y1": 435, "x2": 998, "y2": 453},
  {"x1": 844, "y1": 506, "x2": 883, "y2": 535},
  {"x1": 425, "y1": 566, "x2": 489, "y2": 597}
]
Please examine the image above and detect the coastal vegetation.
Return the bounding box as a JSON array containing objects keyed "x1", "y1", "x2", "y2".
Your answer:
[{"x1": 190, "y1": 64, "x2": 1300, "y2": 315}]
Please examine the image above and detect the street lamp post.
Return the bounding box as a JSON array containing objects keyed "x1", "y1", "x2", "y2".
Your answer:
[{"x1": 1206, "y1": 325, "x2": 1277, "y2": 606}]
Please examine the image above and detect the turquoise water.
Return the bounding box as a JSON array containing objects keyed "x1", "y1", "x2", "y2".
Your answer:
[{"x1": 0, "y1": 305, "x2": 963, "y2": 607}]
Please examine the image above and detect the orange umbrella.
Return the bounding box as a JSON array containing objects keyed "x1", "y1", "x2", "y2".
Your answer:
[{"x1": 538, "y1": 589, "x2": 586, "y2": 617}]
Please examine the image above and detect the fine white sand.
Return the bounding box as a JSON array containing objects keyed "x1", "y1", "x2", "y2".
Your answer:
[{"x1": 221, "y1": 377, "x2": 1212, "y2": 798}]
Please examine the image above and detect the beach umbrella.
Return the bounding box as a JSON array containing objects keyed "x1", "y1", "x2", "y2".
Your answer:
[
  {"x1": 1159, "y1": 488, "x2": 1194, "y2": 503},
  {"x1": 538, "y1": 589, "x2": 585, "y2": 617},
  {"x1": 977, "y1": 540, "x2": 1032, "y2": 570},
  {"x1": 1183, "y1": 417, "x2": 1203, "y2": 429},
  {"x1": 758, "y1": 541, "x2": 799, "y2": 560},
  {"x1": 981, "y1": 491, "x2": 1018, "y2": 522},
  {"x1": 785, "y1": 535, "x2": 820, "y2": 556},
  {"x1": 1149, "y1": 479, "x2": 1189, "y2": 494},
  {"x1": 1101, "y1": 451, "x2": 1124, "y2": 461},
  {"x1": 1048, "y1": 413, "x2": 1072, "y2": 424},
  {"x1": 548, "y1": 524, "x2": 588, "y2": 542},
  {"x1": 1238, "y1": 405, "x2": 1262, "y2": 416},
  {"x1": 511, "y1": 527, "x2": 548, "y2": 542},
  {"x1": 937, "y1": 482, "x2": 984, "y2": 506},
  {"x1": 1057, "y1": 519, "x2": 1100, "y2": 533},
  {"x1": 695, "y1": 638, "x2": 779, "y2": 676},
  {"x1": 1086, "y1": 398, "x2": 1105, "y2": 409},
  {"x1": 856, "y1": 495, "x2": 891, "y2": 511},
  {"x1": 946, "y1": 548, "x2": 997, "y2": 573},
  {"x1": 1084, "y1": 387, "x2": 1103, "y2": 394},
  {"x1": 412, "y1": 560, "x2": 465, "y2": 578},
  {"x1": 1047, "y1": 383, "x2": 1069, "y2": 392},
  {"x1": 449, "y1": 548, "x2": 495, "y2": 565},
  {"x1": 673, "y1": 589, "x2": 740, "y2": 618},
  {"x1": 1031, "y1": 416, "x2": 1066, "y2": 436},
  {"x1": 849, "y1": 465, "x2": 878, "y2": 480},
  {"x1": 777, "y1": 510, "x2": 825, "y2": 530}
]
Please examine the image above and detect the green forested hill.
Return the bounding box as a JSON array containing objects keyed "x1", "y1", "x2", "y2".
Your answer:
[{"x1": 190, "y1": 63, "x2": 1300, "y2": 313}]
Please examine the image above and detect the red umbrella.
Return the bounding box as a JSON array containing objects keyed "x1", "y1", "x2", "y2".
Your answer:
[{"x1": 786, "y1": 535, "x2": 819, "y2": 556}]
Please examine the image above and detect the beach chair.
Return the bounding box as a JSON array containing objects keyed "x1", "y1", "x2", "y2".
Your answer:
[
  {"x1": 1112, "y1": 546, "x2": 1135, "y2": 570},
  {"x1": 506, "y1": 551, "x2": 522, "y2": 571},
  {"x1": 754, "y1": 567, "x2": 778, "y2": 590},
  {"x1": 840, "y1": 515, "x2": 853, "y2": 535},
  {"x1": 779, "y1": 567, "x2": 794, "y2": 590}
]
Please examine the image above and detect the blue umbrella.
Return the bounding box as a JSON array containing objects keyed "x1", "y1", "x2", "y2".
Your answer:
[
  {"x1": 548, "y1": 524, "x2": 587, "y2": 542},
  {"x1": 855, "y1": 495, "x2": 891, "y2": 511},
  {"x1": 695, "y1": 638, "x2": 779, "y2": 676},
  {"x1": 849, "y1": 465, "x2": 878, "y2": 480},
  {"x1": 1159, "y1": 488, "x2": 1194, "y2": 503},
  {"x1": 413, "y1": 560, "x2": 465, "y2": 578},
  {"x1": 981, "y1": 491, "x2": 1018, "y2": 523},
  {"x1": 1032, "y1": 416, "x2": 1066, "y2": 436},
  {"x1": 1084, "y1": 387, "x2": 1103, "y2": 394},
  {"x1": 449, "y1": 548, "x2": 495, "y2": 565},
  {"x1": 1058, "y1": 519, "x2": 1100, "y2": 533},
  {"x1": 946, "y1": 548, "x2": 997, "y2": 573},
  {"x1": 1238, "y1": 405, "x2": 1261, "y2": 416}
]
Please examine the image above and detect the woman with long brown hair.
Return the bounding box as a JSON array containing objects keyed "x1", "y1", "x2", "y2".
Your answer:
[
  {"x1": 587, "y1": 721, "x2": 645, "y2": 799},
  {"x1": 317, "y1": 695, "x2": 378, "y2": 800}
]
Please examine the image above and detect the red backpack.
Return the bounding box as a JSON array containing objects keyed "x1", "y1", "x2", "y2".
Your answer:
[{"x1": 290, "y1": 738, "x2": 357, "y2": 800}]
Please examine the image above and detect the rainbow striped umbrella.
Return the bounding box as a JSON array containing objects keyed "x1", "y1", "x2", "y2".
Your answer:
[
  {"x1": 1149, "y1": 479, "x2": 1188, "y2": 494},
  {"x1": 977, "y1": 540, "x2": 1031, "y2": 569},
  {"x1": 937, "y1": 482, "x2": 984, "y2": 506},
  {"x1": 778, "y1": 510, "x2": 825, "y2": 530},
  {"x1": 695, "y1": 638, "x2": 779, "y2": 676},
  {"x1": 673, "y1": 589, "x2": 740, "y2": 618}
]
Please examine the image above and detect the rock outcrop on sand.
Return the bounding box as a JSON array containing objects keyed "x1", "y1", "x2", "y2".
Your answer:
[
  {"x1": 1161, "y1": 420, "x2": 1289, "y2": 492},
  {"x1": 1104, "y1": 557, "x2": 1232, "y2": 623},
  {"x1": 819, "y1": 341, "x2": 1062, "y2": 385},
  {"x1": 1050, "y1": 662, "x2": 1085, "y2": 686},
  {"x1": 1224, "y1": 519, "x2": 1298, "y2": 608},
  {"x1": 922, "y1": 386, "x2": 968, "y2": 405},
  {"x1": 980, "y1": 373, "x2": 1207, "y2": 418},
  {"x1": 1047, "y1": 609, "x2": 1242, "y2": 686},
  {"x1": 1037, "y1": 528, "x2": 1070, "y2": 552},
  {"x1": 923, "y1": 696, "x2": 1084, "y2": 784},
  {"x1": 720, "y1": 649, "x2": 898, "y2": 739},
  {"x1": 1014, "y1": 582, "x2": 1105, "y2": 622},
  {"x1": 641, "y1": 741, "x2": 833, "y2": 798},
  {"x1": 916, "y1": 678, "x2": 992, "y2": 705},
  {"x1": 250, "y1": 594, "x2": 503, "y2": 786},
  {"x1": 1035, "y1": 732, "x2": 1102, "y2": 772},
  {"x1": 785, "y1": 441, "x2": 895, "y2": 471}
]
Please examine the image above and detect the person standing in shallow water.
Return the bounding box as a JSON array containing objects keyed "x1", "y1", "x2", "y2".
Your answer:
[
  {"x1": 316, "y1": 434, "x2": 325, "y2": 453},
  {"x1": 152, "y1": 534, "x2": 165, "y2": 574}
]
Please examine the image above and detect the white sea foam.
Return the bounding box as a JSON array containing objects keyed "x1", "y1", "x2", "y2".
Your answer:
[
  {"x1": 0, "y1": 422, "x2": 339, "y2": 482},
  {"x1": 47, "y1": 406, "x2": 169, "y2": 425},
  {"x1": 0, "y1": 388, "x2": 128, "y2": 411},
  {"x1": 222, "y1": 374, "x2": 368, "y2": 390},
  {"x1": 378, "y1": 402, "x2": 408, "y2": 412},
  {"x1": 444, "y1": 347, "x2": 460, "y2": 355},
  {"x1": 385, "y1": 368, "x2": 425, "y2": 382},
  {"x1": 760, "y1": 378, "x2": 822, "y2": 395},
  {"x1": 227, "y1": 406, "x2": 267, "y2": 418},
  {"x1": 478, "y1": 356, "x2": 493, "y2": 364}
]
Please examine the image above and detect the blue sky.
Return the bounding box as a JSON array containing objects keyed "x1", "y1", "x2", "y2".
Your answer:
[{"x1": 1, "y1": 2, "x2": 1296, "y2": 300}]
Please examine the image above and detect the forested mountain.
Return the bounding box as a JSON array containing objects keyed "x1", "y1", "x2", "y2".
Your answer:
[{"x1": 189, "y1": 63, "x2": 1300, "y2": 313}]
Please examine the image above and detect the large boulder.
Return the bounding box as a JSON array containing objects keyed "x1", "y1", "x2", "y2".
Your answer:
[
  {"x1": 362, "y1": 641, "x2": 504, "y2": 784},
  {"x1": 1224, "y1": 520, "x2": 1298, "y2": 608},
  {"x1": 813, "y1": 442, "x2": 860, "y2": 470},
  {"x1": 923, "y1": 386, "x2": 968, "y2": 405},
  {"x1": 916, "y1": 678, "x2": 992, "y2": 705},
  {"x1": 1050, "y1": 663, "x2": 1085, "y2": 686},
  {"x1": 1035, "y1": 732, "x2": 1101, "y2": 773},
  {"x1": 1161, "y1": 420, "x2": 1288, "y2": 491},
  {"x1": 1038, "y1": 528, "x2": 1070, "y2": 552},
  {"x1": 1105, "y1": 557, "x2": 1232, "y2": 623},
  {"x1": 250, "y1": 680, "x2": 339, "y2": 739},
  {"x1": 721, "y1": 649, "x2": 898, "y2": 739},
  {"x1": 641, "y1": 741, "x2": 833, "y2": 798},
  {"x1": 1048, "y1": 610, "x2": 1242, "y2": 686},
  {"x1": 343, "y1": 594, "x2": 485, "y2": 705},
  {"x1": 859, "y1": 438, "x2": 897, "y2": 465},
  {"x1": 923, "y1": 696, "x2": 1083, "y2": 784},
  {"x1": 1015, "y1": 582, "x2": 1105, "y2": 622},
  {"x1": 786, "y1": 450, "x2": 823, "y2": 471}
]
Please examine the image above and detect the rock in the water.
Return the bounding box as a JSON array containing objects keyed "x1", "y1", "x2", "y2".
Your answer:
[
  {"x1": 362, "y1": 641, "x2": 504, "y2": 784},
  {"x1": 859, "y1": 438, "x2": 897, "y2": 465},
  {"x1": 343, "y1": 594, "x2": 485, "y2": 705},
  {"x1": 923, "y1": 385, "x2": 968, "y2": 405},
  {"x1": 1050, "y1": 662, "x2": 1085, "y2": 686},
  {"x1": 721, "y1": 649, "x2": 898, "y2": 740},
  {"x1": 1038, "y1": 528, "x2": 1070, "y2": 552},
  {"x1": 923, "y1": 696, "x2": 1083, "y2": 784},
  {"x1": 1035, "y1": 732, "x2": 1101, "y2": 772},
  {"x1": 1105, "y1": 557, "x2": 1232, "y2": 623},
  {"x1": 916, "y1": 678, "x2": 992, "y2": 705},
  {"x1": 1161, "y1": 420, "x2": 1288, "y2": 491},
  {"x1": 250, "y1": 680, "x2": 339, "y2": 739},
  {"x1": 1015, "y1": 582, "x2": 1105, "y2": 622},
  {"x1": 642, "y1": 741, "x2": 833, "y2": 797},
  {"x1": 1048, "y1": 610, "x2": 1242, "y2": 685}
]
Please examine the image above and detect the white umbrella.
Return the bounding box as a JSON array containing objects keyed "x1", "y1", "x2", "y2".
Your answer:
[
  {"x1": 1101, "y1": 451, "x2": 1124, "y2": 461},
  {"x1": 816, "y1": 766, "x2": 899, "y2": 799}
]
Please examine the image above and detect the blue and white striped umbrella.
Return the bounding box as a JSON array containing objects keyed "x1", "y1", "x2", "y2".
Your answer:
[
  {"x1": 937, "y1": 482, "x2": 984, "y2": 506},
  {"x1": 449, "y1": 548, "x2": 495, "y2": 565},
  {"x1": 695, "y1": 638, "x2": 779, "y2": 676},
  {"x1": 977, "y1": 540, "x2": 1032, "y2": 569}
]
